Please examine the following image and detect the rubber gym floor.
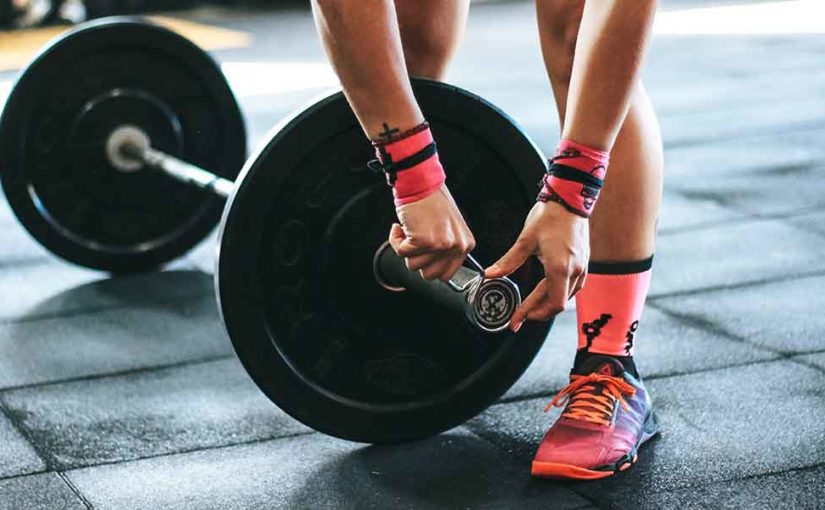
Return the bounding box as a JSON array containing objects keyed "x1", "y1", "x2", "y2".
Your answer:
[{"x1": 0, "y1": 1, "x2": 824, "y2": 508}]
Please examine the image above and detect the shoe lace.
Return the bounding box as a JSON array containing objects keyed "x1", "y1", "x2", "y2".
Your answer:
[{"x1": 544, "y1": 373, "x2": 637, "y2": 426}]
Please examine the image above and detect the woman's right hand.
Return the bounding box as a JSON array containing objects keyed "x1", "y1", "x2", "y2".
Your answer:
[{"x1": 389, "y1": 184, "x2": 476, "y2": 282}]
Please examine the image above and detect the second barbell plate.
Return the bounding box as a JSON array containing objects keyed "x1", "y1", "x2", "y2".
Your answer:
[{"x1": 0, "y1": 18, "x2": 246, "y2": 272}]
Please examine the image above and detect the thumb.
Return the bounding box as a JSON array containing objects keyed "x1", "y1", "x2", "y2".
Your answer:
[
  {"x1": 388, "y1": 223, "x2": 406, "y2": 253},
  {"x1": 485, "y1": 238, "x2": 533, "y2": 279},
  {"x1": 388, "y1": 223, "x2": 418, "y2": 257}
]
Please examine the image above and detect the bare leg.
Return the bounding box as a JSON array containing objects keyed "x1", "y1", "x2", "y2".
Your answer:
[
  {"x1": 311, "y1": 0, "x2": 475, "y2": 282},
  {"x1": 537, "y1": 0, "x2": 662, "y2": 260},
  {"x1": 526, "y1": 0, "x2": 663, "y2": 481},
  {"x1": 311, "y1": 0, "x2": 469, "y2": 139},
  {"x1": 395, "y1": 0, "x2": 470, "y2": 80},
  {"x1": 560, "y1": 0, "x2": 658, "y2": 152},
  {"x1": 311, "y1": 0, "x2": 423, "y2": 139}
]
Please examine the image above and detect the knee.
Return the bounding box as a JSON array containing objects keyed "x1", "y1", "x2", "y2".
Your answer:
[
  {"x1": 399, "y1": 24, "x2": 455, "y2": 80},
  {"x1": 538, "y1": 0, "x2": 584, "y2": 85},
  {"x1": 404, "y1": 49, "x2": 450, "y2": 81}
]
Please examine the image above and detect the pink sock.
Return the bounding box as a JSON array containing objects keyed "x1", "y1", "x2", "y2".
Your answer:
[{"x1": 576, "y1": 258, "x2": 653, "y2": 357}]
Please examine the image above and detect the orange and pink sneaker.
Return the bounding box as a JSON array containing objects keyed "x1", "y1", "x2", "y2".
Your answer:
[{"x1": 531, "y1": 355, "x2": 660, "y2": 480}]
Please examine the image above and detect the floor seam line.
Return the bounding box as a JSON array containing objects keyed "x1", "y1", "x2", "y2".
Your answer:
[
  {"x1": 0, "y1": 468, "x2": 50, "y2": 483},
  {"x1": 0, "y1": 353, "x2": 235, "y2": 394},
  {"x1": 647, "y1": 268, "x2": 825, "y2": 301},
  {"x1": 657, "y1": 202, "x2": 825, "y2": 237},
  {"x1": 0, "y1": 397, "x2": 56, "y2": 472},
  {"x1": 56, "y1": 471, "x2": 95, "y2": 510},
  {"x1": 58, "y1": 430, "x2": 318, "y2": 474},
  {"x1": 645, "y1": 302, "x2": 785, "y2": 354}
]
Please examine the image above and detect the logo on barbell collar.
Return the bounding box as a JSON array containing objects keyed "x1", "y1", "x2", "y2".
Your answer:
[{"x1": 475, "y1": 281, "x2": 515, "y2": 327}]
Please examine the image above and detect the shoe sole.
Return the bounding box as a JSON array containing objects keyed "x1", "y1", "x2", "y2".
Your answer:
[{"x1": 531, "y1": 412, "x2": 660, "y2": 481}]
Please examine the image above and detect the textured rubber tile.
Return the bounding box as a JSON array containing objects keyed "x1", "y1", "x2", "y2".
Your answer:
[
  {"x1": 503, "y1": 306, "x2": 777, "y2": 400},
  {"x1": 0, "y1": 358, "x2": 308, "y2": 470},
  {"x1": 660, "y1": 129, "x2": 825, "y2": 215},
  {"x1": 669, "y1": 169, "x2": 825, "y2": 217},
  {"x1": 794, "y1": 352, "x2": 825, "y2": 372},
  {"x1": 648, "y1": 61, "x2": 825, "y2": 117},
  {"x1": 0, "y1": 295, "x2": 231, "y2": 389},
  {"x1": 659, "y1": 95, "x2": 825, "y2": 148},
  {"x1": 0, "y1": 261, "x2": 214, "y2": 322},
  {"x1": 786, "y1": 210, "x2": 825, "y2": 239},
  {"x1": 0, "y1": 199, "x2": 53, "y2": 266},
  {"x1": 0, "y1": 262, "x2": 107, "y2": 322},
  {"x1": 631, "y1": 464, "x2": 825, "y2": 510},
  {"x1": 663, "y1": 127, "x2": 825, "y2": 183},
  {"x1": 67, "y1": 429, "x2": 590, "y2": 510},
  {"x1": 0, "y1": 196, "x2": 17, "y2": 226},
  {"x1": 0, "y1": 228, "x2": 52, "y2": 267},
  {"x1": 0, "y1": 473, "x2": 85, "y2": 510},
  {"x1": 0, "y1": 410, "x2": 44, "y2": 478},
  {"x1": 185, "y1": 232, "x2": 219, "y2": 273},
  {"x1": 655, "y1": 274, "x2": 825, "y2": 353},
  {"x1": 468, "y1": 361, "x2": 825, "y2": 506},
  {"x1": 650, "y1": 219, "x2": 825, "y2": 297},
  {"x1": 0, "y1": 265, "x2": 207, "y2": 323},
  {"x1": 657, "y1": 191, "x2": 745, "y2": 234}
]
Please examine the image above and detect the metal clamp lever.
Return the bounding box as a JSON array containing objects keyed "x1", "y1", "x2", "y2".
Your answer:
[
  {"x1": 446, "y1": 253, "x2": 486, "y2": 293},
  {"x1": 373, "y1": 243, "x2": 522, "y2": 333}
]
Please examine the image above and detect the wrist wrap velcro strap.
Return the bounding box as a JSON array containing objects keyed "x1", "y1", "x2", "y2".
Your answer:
[
  {"x1": 368, "y1": 142, "x2": 438, "y2": 185},
  {"x1": 537, "y1": 139, "x2": 609, "y2": 218},
  {"x1": 369, "y1": 123, "x2": 446, "y2": 206}
]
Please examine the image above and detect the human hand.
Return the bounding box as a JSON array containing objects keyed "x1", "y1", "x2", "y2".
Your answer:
[
  {"x1": 485, "y1": 201, "x2": 590, "y2": 331},
  {"x1": 389, "y1": 184, "x2": 476, "y2": 282}
]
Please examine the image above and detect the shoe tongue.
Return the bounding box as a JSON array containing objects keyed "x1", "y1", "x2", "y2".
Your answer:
[{"x1": 572, "y1": 355, "x2": 626, "y2": 377}]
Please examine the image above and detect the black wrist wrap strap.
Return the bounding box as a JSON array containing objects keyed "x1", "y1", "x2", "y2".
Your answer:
[
  {"x1": 368, "y1": 142, "x2": 438, "y2": 186},
  {"x1": 547, "y1": 163, "x2": 605, "y2": 189},
  {"x1": 536, "y1": 162, "x2": 606, "y2": 217}
]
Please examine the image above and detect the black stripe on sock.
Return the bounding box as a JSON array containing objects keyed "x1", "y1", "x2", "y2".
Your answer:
[{"x1": 588, "y1": 255, "x2": 653, "y2": 275}]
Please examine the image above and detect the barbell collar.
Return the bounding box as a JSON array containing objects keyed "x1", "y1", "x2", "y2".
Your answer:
[{"x1": 373, "y1": 242, "x2": 520, "y2": 333}]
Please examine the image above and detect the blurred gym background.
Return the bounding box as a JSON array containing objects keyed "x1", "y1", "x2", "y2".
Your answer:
[
  {"x1": 0, "y1": 0, "x2": 296, "y2": 28},
  {"x1": 0, "y1": 1, "x2": 823, "y2": 508}
]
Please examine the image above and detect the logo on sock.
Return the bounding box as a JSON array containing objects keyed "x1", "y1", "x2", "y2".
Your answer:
[
  {"x1": 625, "y1": 320, "x2": 639, "y2": 355},
  {"x1": 582, "y1": 314, "x2": 612, "y2": 348}
]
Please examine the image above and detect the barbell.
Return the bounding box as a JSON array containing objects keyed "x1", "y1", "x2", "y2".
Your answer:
[{"x1": 0, "y1": 17, "x2": 553, "y2": 442}]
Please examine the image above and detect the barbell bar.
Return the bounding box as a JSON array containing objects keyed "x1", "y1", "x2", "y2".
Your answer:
[{"x1": 105, "y1": 121, "x2": 519, "y2": 332}]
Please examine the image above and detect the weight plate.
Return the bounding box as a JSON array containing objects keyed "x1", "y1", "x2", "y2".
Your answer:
[
  {"x1": 218, "y1": 79, "x2": 551, "y2": 443},
  {"x1": 0, "y1": 18, "x2": 246, "y2": 272}
]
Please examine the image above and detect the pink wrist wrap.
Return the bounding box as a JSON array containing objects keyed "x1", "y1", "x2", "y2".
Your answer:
[
  {"x1": 371, "y1": 123, "x2": 446, "y2": 207},
  {"x1": 538, "y1": 139, "x2": 610, "y2": 217}
]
